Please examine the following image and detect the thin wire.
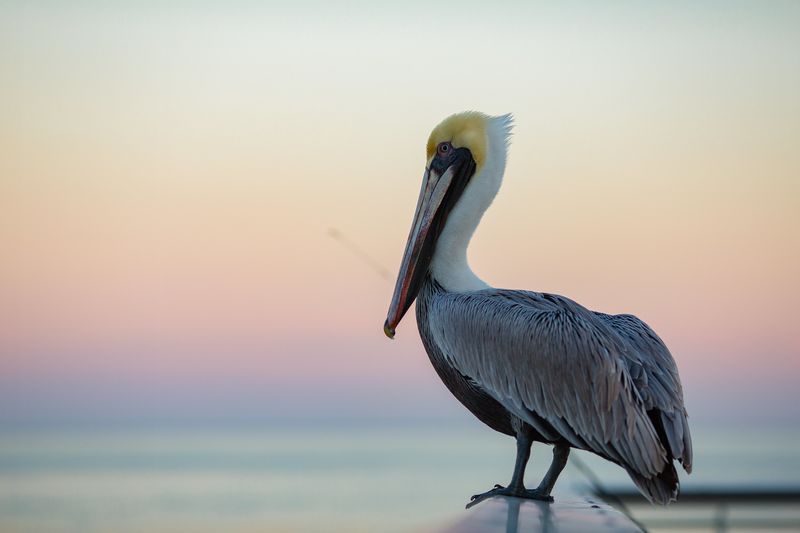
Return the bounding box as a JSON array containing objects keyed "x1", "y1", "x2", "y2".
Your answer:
[
  {"x1": 328, "y1": 227, "x2": 391, "y2": 280},
  {"x1": 329, "y1": 228, "x2": 648, "y2": 531},
  {"x1": 570, "y1": 453, "x2": 649, "y2": 532}
]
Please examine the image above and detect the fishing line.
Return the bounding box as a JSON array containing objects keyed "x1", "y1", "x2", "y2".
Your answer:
[{"x1": 328, "y1": 227, "x2": 391, "y2": 281}]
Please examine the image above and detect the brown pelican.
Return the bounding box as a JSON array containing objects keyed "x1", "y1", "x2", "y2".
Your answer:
[{"x1": 383, "y1": 112, "x2": 692, "y2": 507}]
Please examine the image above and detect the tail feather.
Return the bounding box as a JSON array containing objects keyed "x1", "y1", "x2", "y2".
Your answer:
[{"x1": 626, "y1": 462, "x2": 679, "y2": 505}]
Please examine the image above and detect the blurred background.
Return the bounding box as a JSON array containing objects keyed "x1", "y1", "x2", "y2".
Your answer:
[{"x1": 1, "y1": 1, "x2": 798, "y2": 531}]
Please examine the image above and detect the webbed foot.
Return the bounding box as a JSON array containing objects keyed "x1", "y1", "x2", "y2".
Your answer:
[{"x1": 466, "y1": 484, "x2": 553, "y2": 509}]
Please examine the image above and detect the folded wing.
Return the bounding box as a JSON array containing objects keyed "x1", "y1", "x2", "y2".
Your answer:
[
  {"x1": 596, "y1": 312, "x2": 693, "y2": 473},
  {"x1": 428, "y1": 289, "x2": 678, "y2": 483}
]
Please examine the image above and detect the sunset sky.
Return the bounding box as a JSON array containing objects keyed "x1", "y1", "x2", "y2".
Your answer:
[{"x1": 1, "y1": 1, "x2": 798, "y2": 426}]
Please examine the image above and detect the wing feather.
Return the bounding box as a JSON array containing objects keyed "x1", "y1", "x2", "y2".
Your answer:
[
  {"x1": 597, "y1": 313, "x2": 693, "y2": 473},
  {"x1": 429, "y1": 289, "x2": 673, "y2": 478}
]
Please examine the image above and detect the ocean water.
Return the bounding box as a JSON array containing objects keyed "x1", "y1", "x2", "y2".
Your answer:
[{"x1": 0, "y1": 422, "x2": 797, "y2": 532}]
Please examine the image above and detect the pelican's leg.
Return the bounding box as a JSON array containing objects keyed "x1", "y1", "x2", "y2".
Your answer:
[
  {"x1": 526, "y1": 442, "x2": 570, "y2": 500},
  {"x1": 467, "y1": 427, "x2": 551, "y2": 508}
]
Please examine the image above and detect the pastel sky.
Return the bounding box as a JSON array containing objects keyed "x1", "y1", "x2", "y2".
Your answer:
[{"x1": 1, "y1": 1, "x2": 798, "y2": 425}]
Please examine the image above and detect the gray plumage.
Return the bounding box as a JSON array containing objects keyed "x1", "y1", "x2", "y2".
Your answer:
[
  {"x1": 384, "y1": 112, "x2": 692, "y2": 505},
  {"x1": 417, "y1": 276, "x2": 692, "y2": 504}
]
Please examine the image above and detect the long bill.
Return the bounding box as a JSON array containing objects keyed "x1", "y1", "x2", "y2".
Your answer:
[{"x1": 384, "y1": 151, "x2": 475, "y2": 338}]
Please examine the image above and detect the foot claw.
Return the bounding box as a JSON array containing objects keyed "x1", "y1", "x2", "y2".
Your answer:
[{"x1": 467, "y1": 487, "x2": 499, "y2": 508}]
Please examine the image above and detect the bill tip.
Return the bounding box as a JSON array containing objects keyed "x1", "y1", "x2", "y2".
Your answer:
[{"x1": 383, "y1": 320, "x2": 396, "y2": 339}]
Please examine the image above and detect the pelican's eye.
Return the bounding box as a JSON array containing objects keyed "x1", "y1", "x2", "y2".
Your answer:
[{"x1": 437, "y1": 142, "x2": 451, "y2": 156}]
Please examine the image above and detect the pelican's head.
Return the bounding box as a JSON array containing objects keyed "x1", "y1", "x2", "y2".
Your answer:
[{"x1": 384, "y1": 111, "x2": 513, "y2": 338}]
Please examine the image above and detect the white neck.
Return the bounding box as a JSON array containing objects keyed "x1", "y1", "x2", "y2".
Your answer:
[{"x1": 429, "y1": 114, "x2": 512, "y2": 292}]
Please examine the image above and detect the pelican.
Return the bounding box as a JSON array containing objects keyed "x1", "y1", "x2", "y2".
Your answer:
[{"x1": 383, "y1": 112, "x2": 692, "y2": 507}]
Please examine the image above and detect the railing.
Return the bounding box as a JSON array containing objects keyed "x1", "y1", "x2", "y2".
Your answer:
[
  {"x1": 591, "y1": 488, "x2": 800, "y2": 532},
  {"x1": 438, "y1": 495, "x2": 644, "y2": 533}
]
